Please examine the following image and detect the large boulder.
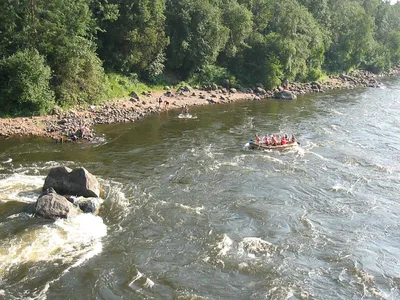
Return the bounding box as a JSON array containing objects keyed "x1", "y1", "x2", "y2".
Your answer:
[
  {"x1": 273, "y1": 90, "x2": 297, "y2": 100},
  {"x1": 35, "y1": 188, "x2": 79, "y2": 219},
  {"x1": 43, "y1": 167, "x2": 102, "y2": 198}
]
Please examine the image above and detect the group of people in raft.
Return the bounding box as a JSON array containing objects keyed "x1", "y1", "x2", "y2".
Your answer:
[{"x1": 253, "y1": 133, "x2": 297, "y2": 146}]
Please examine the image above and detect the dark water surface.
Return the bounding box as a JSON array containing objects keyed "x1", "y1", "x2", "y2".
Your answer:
[{"x1": 1, "y1": 78, "x2": 400, "y2": 299}]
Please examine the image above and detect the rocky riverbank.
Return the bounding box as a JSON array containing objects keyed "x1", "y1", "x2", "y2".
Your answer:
[{"x1": 0, "y1": 69, "x2": 397, "y2": 142}]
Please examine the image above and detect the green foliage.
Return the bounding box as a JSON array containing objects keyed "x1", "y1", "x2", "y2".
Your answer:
[
  {"x1": 53, "y1": 43, "x2": 107, "y2": 106},
  {"x1": 221, "y1": 0, "x2": 253, "y2": 58},
  {"x1": 238, "y1": 33, "x2": 284, "y2": 89},
  {"x1": 166, "y1": 0, "x2": 229, "y2": 76},
  {"x1": 325, "y1": 1, "x2": 375, "y2": 72},
  {"x1": 31, "y1": 0, "x2": 107, "y2": 106},
  {"x1": 238, "y1": 0, "x2": 275, "y2": 33},
  {"x1": 387, "y1": 31, "x2": 400, "y2": 66},
  {"x1": 189, "y1": 64, "x2": 236, "y2": 85},
  {"x1": 0, "y1": 1, "x2": 27, "y2": 57},
  {"x1": 0, "y1": 49, "x2": 54, "y2": 116},
  {"x1": 306, "y1": 68, "x2": 323, "y2": 82},
  {"x1": 269, "y1": 0, "x2": 325, "y2": 81},
  {"x1": 104, "y1": 73, "x2": 164, "y2": 99},
  {"x1": 1, "y1": 0, "x2": 400, "y2": 115},
  {"x1": 97, "y1": 0, "x2": 169, "y2": 78}
]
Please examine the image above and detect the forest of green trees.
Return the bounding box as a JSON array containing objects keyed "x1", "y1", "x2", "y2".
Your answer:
[{"x1": 0, "y1": 0, "x2": 399, "y2": 116}]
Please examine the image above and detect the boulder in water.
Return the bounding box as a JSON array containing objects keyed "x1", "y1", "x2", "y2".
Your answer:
[
  {"x1": 43, "y1": 167, "x2": 102, "y2": 198},
  {"x1": 273, "y1": 90, "x2": 297, "y2": 100},
  {"x1": 35, "y1": 187, "x2": 79, "y2": 219}
]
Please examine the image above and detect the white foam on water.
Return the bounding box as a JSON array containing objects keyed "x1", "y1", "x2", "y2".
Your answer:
[
  {"x1": 210, "y1": 155, "x2": 246, "y2": 170},
  {"x1": 374, "y1": 163, "x2": 395, "y2": 174},
  {"x1": 0, "y1": 214, "x2": 107, "y2": 285},
  {"x1": 101, "y1": 179, "x2": 130, "y2": 211},
  {"x1": 304, "y1": 141, "x2": 320, "y2": 151},
  {"x1": 265, "y1": 286, "x2": 295, "y2": 300},
  {"x1": 308, "y1": 150, "x2": 328, "y2": 161},
  {"x1": 128, "y1": 270, "x2": 155, "y2": 292},
  {"x1": 238, "y1": 237, "x2": 276, "y2": 258},
  {"x1": 263, "y1": 155, "x2": 284, "y2": 165},
  {"x1": 331, "y1": 180, "x2": 360, "y2": 194},
  {"x1": 295, "y1": 146, "x2": 305, "y2": 158},
  {"x1": 330, "y1": 124, "x2": 340, "y2": 131},
  {"x1": 12, "y1": 161, "x2": 75, "y2": 175},
  {"x1": 0, "y1": 174, "x2": 44, "y2": 203},
  {"x1": 347, "y1": 266, "x2": 389, "y2": 299},
  {"x1": 36, "y1": 221, "x2": 106, "y2": 299},
  {"x1": 177, "y1": 203, "x2": 204, "y2": 215},
  {"x1": 198, "y1": 144, "x2": 215, "y2": 159},
  {"x1": 332, "y1": 110, "x2": 344, "y2": 115},
  {"x1": 215, "y1": 234, "x2": 233, "y2": 257}
]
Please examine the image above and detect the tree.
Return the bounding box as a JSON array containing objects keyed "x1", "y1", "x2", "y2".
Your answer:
[
  {"x1": 239, "y1": 32, "x2": 284, "y2": 89},
  {"x1": 97, "y1": 0, "x2": 169, "y2": 79},
  {"x1": 373, "y1": 1, "x2": 400, "y2": 68},
  {"x1": 269, "y1": 0, "x2": 325, "y2": 81},
  {"x1": 220, "y1": 0, "x2": 253, "y2": 58},
  {"x1": 165, "y1": 0, "x2": 228, "y2": 77},
  {"x1": 0, "y1": 49, "x2": 54, "y2": 116},
  {"x1": 238, "y1": 0, "x2": 276, "y2": 34},
  {"x1": 325, "y1": 0, "x2": 375, "y2": 72},
  {"x1": 37, "y1": 0, "x2": 106, "y2": 105}
]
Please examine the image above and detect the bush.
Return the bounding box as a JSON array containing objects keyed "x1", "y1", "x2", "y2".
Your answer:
[
  {"x1": 53, "y1": 46, "x2": 107, "y2": 107},
  {"x1": 189, "y1": 64, "x2": 236, "y2": 86},
  {"x1": 0, "y1": 49, "x2": 55, "y2": 116},
  {"x1": 306, "y1": 68, "x2": 323, "y2": 81}
]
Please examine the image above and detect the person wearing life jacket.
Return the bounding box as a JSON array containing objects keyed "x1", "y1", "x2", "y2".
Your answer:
[
  {"x1": 266, "y1": 135, "x2": 271, "y2": 145},
  {"x1": 281, "y1": 135, "x2": 287, "y2": 145},
  {"x1": 272, "y1": 135, "x2": 278, "y2": 146},
  {"x1": 262, "y1": 135, "x2": 268, "y2": 144},
  {"x1": 291, "y1": 135, "x2": 297, "y2": 143},
  {"x1": 255, "y1": 134, "x2": 261, "y2": 142}
]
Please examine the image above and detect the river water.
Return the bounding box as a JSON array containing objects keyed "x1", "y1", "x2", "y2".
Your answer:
[{"x1": 0, "y1": 78, "x2": 400, "y2": 299}]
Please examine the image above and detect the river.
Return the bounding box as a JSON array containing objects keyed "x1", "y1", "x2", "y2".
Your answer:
[{"x1": 0, "y1": 78, "x2": 400, "y2": 299}]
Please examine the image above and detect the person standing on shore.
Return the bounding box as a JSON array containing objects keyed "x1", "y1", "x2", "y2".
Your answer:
[{"x1": 283, "y1": 78, "x2": 289, "y2": 89}]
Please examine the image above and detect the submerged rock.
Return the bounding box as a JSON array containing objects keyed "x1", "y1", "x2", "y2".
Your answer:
[{"x1": 75, "y1": 197, "x2": 103, "y2": 214}]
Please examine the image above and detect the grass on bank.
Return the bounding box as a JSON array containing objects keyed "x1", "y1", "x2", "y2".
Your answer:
[{"x1": 104, "y1": 73, "x2": 166, "y2": 100}]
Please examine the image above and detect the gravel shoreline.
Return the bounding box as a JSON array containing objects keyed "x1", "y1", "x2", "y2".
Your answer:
[{"x1": 0, "y1": 69, "x2": 397, "y2": 143}]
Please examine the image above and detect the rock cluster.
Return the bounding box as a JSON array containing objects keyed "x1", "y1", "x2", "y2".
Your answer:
[{"x1": 35, "y1": 167, "x2": 103, "y2": 219}]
